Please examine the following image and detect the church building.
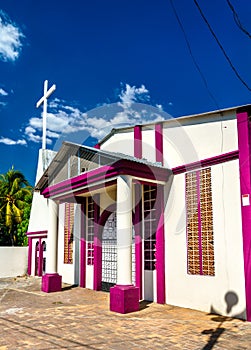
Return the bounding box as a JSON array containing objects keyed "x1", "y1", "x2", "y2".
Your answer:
[{"x1": 27, "y1": 104, "x2": 251, "y2": 320}]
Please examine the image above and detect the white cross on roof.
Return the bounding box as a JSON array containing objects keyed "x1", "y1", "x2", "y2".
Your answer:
[{"x1": 36, "y1": 80, "x2": 56, "y2": 150}]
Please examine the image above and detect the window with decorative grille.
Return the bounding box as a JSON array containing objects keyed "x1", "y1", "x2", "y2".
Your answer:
[
  {"x1": 87, "y1": 197, "x2": 94, "y2": 266},
  {"x1": 64, "y1": 203, "x2": 74, "y2": 264},
  {"x1": 185, "y1": 168, "x2": 215, "y2": 276},
  {"x1": 143, "y1": 185, "x2": 157, "y2": 271}
]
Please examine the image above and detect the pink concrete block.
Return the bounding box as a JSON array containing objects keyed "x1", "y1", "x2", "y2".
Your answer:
[
  {"x1": 110, "y1": 284, "x2": 139, "y2": 314},
  {"x1": 41, "y1": 273, "x2": 62, "y2": 293}
]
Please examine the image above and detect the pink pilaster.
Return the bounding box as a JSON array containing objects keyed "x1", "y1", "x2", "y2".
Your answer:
[
  {"x1": 93, "y1": 195, "x2": 101, "y2": 291},
  {"x1": 80, "y1": 202, "x2": 86, "y2": 288},
  {"x1": 37, "y1": 238, "x2": 42, "y2": 277},
  {"x1": 134, "y1": 183, "x2": 142, "y2": 299},
  {"x1": 80, "y1": 239, "x2": 86, "y2": 287},
  {"x1": 134, "y1": 125, "x2": 142, "y2": 159},
  {"x1": 237, "y1": 109, "x2": 251, "y2": 321},
  {"x1": 156, "y1": 185, "x2": 165, "y2": 304},
  {"x1": 155, "y1": 123, "x2": 163, "y2": 165},
  {"x1": 27, "y1": 237, "x2": 32, "y2": 275}
]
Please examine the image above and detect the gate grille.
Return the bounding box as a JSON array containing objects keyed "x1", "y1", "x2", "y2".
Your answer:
[{"x1": 102, "y1": 213, "x2": 117, "y2": 291}]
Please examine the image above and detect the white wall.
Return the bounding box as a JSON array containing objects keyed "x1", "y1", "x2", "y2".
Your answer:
[
  {"x1": 142, "y1": 126, "x2": 156, "y2": 163},
  {"x1": 101, "y1": 131, "x2": 134, "y2": 156},
  {"x1": 162, "y1": 114, "x2": 238, "y2": 168},
  {"x1": 165, "y1": 160, "x2": 246, "y2": 318},
  {"x1": 0, "y1": 247, "x2": 28, "y2": 278},
  {"x1": 28, "y1": 148, "x2": 55, "y2": 233},
  {"x1": 28, "y1": 193, "x2": 48, "y2": 232}
]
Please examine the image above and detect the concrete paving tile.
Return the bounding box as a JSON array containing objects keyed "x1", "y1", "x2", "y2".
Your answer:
[{"x1": 0, "y1": 276, "x2": 250, "y2": 349}]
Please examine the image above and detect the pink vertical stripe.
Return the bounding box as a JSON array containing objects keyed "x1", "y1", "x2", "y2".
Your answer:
[
  {"x1": 80, "y1": 202, "x2": 86, "y2": 288},
  {"x1": 156, "y1": 185, "x2": 165, "y2": 304},
  {"x1": 68, "y1": 204, "x2": 70, "y2": 263},
  {"x1": 37, "y1": 238, "x2": 42, "y2": 276},
  {"x1": 237, "y1": 110, "x2": 251, "y2": 321},
  {"x1": 155, "y1": 123, "x2": 163, "y2": 165},
  {"x1": 93, "y1": 195, "x2": 101, "y2": 291},
  {"x1": 196, "y1": 171, "x2": 203, "y2": 275},
  {"x1": 27, "y1": 237, "x2": 32, "y2": 275},
  {"x1": 134, "y1": 183, "x2": 142, "y2": 299},
  {"x1": 134, "y1": 125, "x2": 142, "y2": 159}
]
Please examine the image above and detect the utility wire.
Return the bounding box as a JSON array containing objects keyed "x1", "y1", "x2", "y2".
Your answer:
[
  {"x1": 226, "y1": 0, "x2": 251, "y2": 39},
  {"x1": 193, "y1": 0, "x2": 251, "y2": 93},
  {"x1": 169, "y1": 0, "x2": 221, "y2": 111}
]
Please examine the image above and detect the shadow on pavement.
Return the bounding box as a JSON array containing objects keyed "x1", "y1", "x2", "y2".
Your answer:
[
  {"x1": 201, "y1": 291, "x2": 245, "y2": 350},
  {"x1": 61, "y1": 284, "x2": 78, "y2": 291},
  {"x1": 139, "y1": 300, "x2": 152, "y2": 311}
]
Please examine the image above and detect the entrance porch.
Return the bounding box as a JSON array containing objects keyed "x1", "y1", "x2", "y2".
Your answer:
[{"x1": 36, "y1": 143, "x2": 171, "y2": 313}]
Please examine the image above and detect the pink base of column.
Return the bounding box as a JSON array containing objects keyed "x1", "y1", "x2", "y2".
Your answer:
[
  {"x1": 41, "y1": 273, "x2": 62, "y2": 293},
  {"x1": 110, "y1": 285, "x2": 139, "y2": 314}
]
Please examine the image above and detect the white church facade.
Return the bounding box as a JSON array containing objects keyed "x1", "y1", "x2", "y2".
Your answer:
[{"x1": 27, "y1": 104, "x2": 251, "y2": 319}]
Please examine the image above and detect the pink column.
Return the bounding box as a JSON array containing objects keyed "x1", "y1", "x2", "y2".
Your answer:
[
  {"x1": 155, "y1": 123, "x2": 163, "y2": 165},
  {"x1": 38, "y1": 238, "x2": 43, "y2": 277},
  {"x1": 237, "y1": 109, "x2": 251, "y2": 321},
  {"x1": 80, "y1": 202, "x2": 86, "y2": 288},
  {"x1": 134, "y1": 183, "x2": 142, "y2": 299},
  {"x1": 134, "y1": 125, "x2": 142, "y2": 159},
  {"x1": 156, "y1": 185, "x2": 165, "y2": 304},
  {"x1": 27, "y1": 237, "x2": 32, "y2": 275},
  {"x1": 93, "y1": 195, "x2": 101, "y2": 291}
]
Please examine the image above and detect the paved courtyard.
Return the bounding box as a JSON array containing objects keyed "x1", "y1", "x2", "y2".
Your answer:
[{"x1": 0, "y1": 276, "x2": 251, "y2": 349}]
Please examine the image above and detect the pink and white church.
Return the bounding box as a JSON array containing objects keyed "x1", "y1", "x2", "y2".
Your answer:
[{"x1": 27, "y1": 103, "x2": 251, "y2": 320}]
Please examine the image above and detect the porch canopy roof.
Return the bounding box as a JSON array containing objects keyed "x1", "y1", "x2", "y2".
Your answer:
[{"x1": 36, "y1": 141, "x2": 171, "y2": 201}]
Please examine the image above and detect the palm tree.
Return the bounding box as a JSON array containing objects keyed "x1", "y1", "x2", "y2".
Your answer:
[{"x1": 0, "y1": 167, "x2": 32, "y2": 245}]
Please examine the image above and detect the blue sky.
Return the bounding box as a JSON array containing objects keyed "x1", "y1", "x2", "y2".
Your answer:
[{"x1": 0, "y1": 0, "x2": 250, "y2": 185}]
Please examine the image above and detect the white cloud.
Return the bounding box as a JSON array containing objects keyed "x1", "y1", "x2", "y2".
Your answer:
[
  {"x1": 22, "y1": 83, "x2": 167, "y2": 145},
  {"x1": 156, "y1": 104, "x2": 163, "y2": 111},
  {"x1": 0, "y1": 88, "x2": 8, "y2": 96},
  {"x1": 24, "y1": 126, "x2": 41, "y2": 143},
  {"x1": 119, "y1": 83, "x2": 150, "y2": 107},
  {"x1": 0, "y1": 137, "x2": 26, "y2": 146},
  {"x1": 0, "y1": 11, "x2": 25, "y2": 62},
  {"x1": 28, "y1": 117, "x2": 42, "y2": 129}
]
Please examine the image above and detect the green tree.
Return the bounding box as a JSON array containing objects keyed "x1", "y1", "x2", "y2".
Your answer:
[
  {"x1": 0, "y1": 167, "x2": 32, "y2": 246},
  {"x1": 16, "y1": 193, "x2": 32, "y2": 246}
]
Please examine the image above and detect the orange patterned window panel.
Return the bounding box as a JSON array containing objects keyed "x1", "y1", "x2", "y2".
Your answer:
[
  {"x1": 186, "y1": 168, "x2": 215, "y2": 276},
  {"x1": 64, "y1": 203, "x2": 74, "y2": 264}
]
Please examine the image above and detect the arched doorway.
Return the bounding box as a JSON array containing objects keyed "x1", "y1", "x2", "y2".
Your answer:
[
  {"x1": 35, "y1": 241, "x2": 39, "y2": 276},
  {"x1": 101, "y1": 212, "x2": 117, "y2": 291},
  {"x1": 42, "y1": 241, "x2": 46, "y2": 274}
]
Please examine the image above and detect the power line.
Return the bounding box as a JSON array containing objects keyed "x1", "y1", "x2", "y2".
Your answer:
[
  {"x1": 169, "y1": 0, "x2": 221, "y2": 110},
  {"x1": 226, "y1": 0, "x2": 251, "y2": 39},
  {"x1": 193, "y1": 0, "x2": 251, "y2": 93}
]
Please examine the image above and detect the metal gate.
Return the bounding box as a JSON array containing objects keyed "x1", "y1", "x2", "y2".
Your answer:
[{"x1": 102, "y1": 212, "x2": 117, "y2": 291}]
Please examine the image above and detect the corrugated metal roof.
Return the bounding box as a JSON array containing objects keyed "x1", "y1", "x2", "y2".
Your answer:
[{"x1": 35, "y1": 141, "x2": 168, "y2": 191}]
